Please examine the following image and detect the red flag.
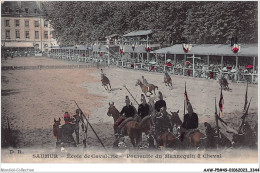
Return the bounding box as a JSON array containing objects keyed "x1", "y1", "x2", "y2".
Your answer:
[{"x1": 219, "y1": 89, "x2": 224, "y2": 114}]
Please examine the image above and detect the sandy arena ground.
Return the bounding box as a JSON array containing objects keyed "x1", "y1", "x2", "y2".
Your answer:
[{"x1": 1, "y1": 56, "x2": 258, "y2": 163}]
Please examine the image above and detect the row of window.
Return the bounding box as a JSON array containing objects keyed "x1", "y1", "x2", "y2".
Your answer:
[
  {"x1": 5, "y1": 6, "x2": 39, "y2": 14},
  {"x1": 4, "y1": 19, "x2": 48, "y2": 28},
  {"x1": 5, "y1": 30, "x2": 49, "y2": 39}
]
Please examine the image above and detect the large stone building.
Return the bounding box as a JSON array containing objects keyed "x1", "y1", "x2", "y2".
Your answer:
[{"x1": 1, "y1": 1, "x2": 57, "y2": 55}]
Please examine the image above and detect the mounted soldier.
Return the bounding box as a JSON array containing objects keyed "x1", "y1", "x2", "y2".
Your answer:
[
  {"x1": 114, "y1": 96, "x2": 137, "y2": 136},
  {"x1": 138, "y1": 94, "x2": 150, "y2": 120},
  {"x1": 180, "y1": 102, "x2": 199, "y2": 142},
  {"x1": 57, "y1": 112, "x2": 77, "y2": 147}
]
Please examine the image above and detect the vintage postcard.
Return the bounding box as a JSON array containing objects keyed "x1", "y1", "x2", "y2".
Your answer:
[{"x1": 1, "y1": 1, "x2": 259, "y2": 172}]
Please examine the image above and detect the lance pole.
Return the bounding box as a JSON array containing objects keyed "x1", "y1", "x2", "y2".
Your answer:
[{"x1": 123, "y1": 85, "x2": 139, "y2": 105}]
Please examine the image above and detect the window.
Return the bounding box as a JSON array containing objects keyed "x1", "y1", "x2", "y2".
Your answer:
[
  {"x1": 25, "y1": 31, "x2": 30, "y2": 39},
  {"x1": 15, "y1": 20, "x2": 20, "y2": 27},
  {"x1": 35, "y1": 31, "x2": 39, "y2": 39},
  {"x1": 44, "y1": 21, "x2": 48, "y2": 27},
  {"x1": 25, "y1": 8, "x2": 29, "y2": 14},
  {"x1": 34, "y1": 20, "x2": 39, "y2": 27},
  {"x1": 5, "y1": 7, "x2": 9, "y2": 13},
  {"x1": 15, "y1": 30, "x2": 20, "y2": 39},
  {"x1": 44, "y1": 31, "x2": 48, "y2": 39},
  {"x1": 25, "y1": 20, "x2": 29, "y2": 27},
  {"x1": 5, "y1": 20, "x2": 10, "y2": 27},
  {"x1": 5, "y1": 30, "x2": 10, "y2": 39}
]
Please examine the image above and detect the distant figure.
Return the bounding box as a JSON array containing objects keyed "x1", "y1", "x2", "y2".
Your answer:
[
  {"x1": 138, "y1": 94, "x2": 150, "y2": 119},
  {"x1": 142, "y1": 76, "x2": 149, "y2": 87}
]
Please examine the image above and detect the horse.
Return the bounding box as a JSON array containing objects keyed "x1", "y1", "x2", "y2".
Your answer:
[
  {"x1": 170, "y1": 111, "x2": 206, "y2": 148},
  {"x1": 164, "y1": 74, "x2": 172, "y2": 87},
  {"x1": 219, "y1": 77, "x2": 229, "y2": 90},
  {"x1": 135, "y1": 79, "x2": 158, "y2": 97},
  {"x1": 139, "y1": 114, "x2": 177, "y2": 148},
  {"x1": 107, "y1": 102, "x2": 141, "y2": 148},
  {"x1": 53, "y1": 118, "x2": 61, "y2": 139},
  {"x1": 101, "y1": 74, "x2": 111, "y2": 91}
]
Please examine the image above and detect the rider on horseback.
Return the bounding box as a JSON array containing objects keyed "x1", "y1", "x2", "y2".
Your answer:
[
  {"x1": 153, "y1": 106, "x2": 172, "y2": 147},
  {"x1": 138, "y1": 94, "x2": 150, "y2": 119},
  {"x1": 58, "y1": 112, "x2": 77, "y2": 147},
  {"x1": 142, "y1": 76, "x2": 149, "y2": 91},
  {"x1": 180, "y1": 102, "x2": 199, "y2": 142},
  {"x1": 115, "y1": 96, "x2": 137, "y2": 137}
]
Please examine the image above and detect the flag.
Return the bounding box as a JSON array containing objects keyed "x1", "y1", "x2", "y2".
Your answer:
[
  {"x1": 184, "y1": 82, "x2": 189, "y2": 106},
  {"x1": 219, "y1": 88, "x2": 224, "y2": 114}
]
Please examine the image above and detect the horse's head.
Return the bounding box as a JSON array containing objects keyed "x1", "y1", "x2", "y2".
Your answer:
[
  {"x1": 170, "y1": 110, "x2": 182, "y2": 127},
  {"x1": 107, "y1": 102, "x2": 120, "y2": 120},
  {"x1": 135, "y1": 79, "x2": 141, "y2": 86},
  {"x1": 53, "y1": 118, "x2": 61, "y2": 138}
]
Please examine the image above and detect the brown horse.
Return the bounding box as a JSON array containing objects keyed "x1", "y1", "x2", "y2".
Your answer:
[
  {"x1": 139, "y1": 114, "x2": 177, "y2": 148},
  {"x1": 135, "y1": 79, "x2": 158, "y2": 97},
  {"x1": 107, "y1": 102, "x2": 141, "y2": 148},
  {"x1": 164, "y1": 74, "x2": 172, "y2": 87},
  {"x1": 53, "y1": 118, "x2": 61, "y2": 139},
  {"x1": 170, "y1": 111, "x2": 206, "y2": 148},
  {"x1": 219, "y1": 77, "x2": 229, "y2": 90},
  {"x1": 101, "y1": 74, "x2": 111, "y2": 91}
]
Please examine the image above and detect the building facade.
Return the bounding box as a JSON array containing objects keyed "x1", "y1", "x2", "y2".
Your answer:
[{"x1": 1, "y1": 1, "x2": 57, "y2": 55}]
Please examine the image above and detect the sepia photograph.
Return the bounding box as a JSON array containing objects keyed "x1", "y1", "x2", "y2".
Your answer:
[{"x1": 1, "y1": 1, "x2": 259, "y2": 172}]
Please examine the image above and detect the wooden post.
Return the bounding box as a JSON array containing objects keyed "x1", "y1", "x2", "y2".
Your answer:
[
  {"x1": 236, "y1": 56, "x2": 238, "y2": 69},
  {"x1": 174, "y1": 54, "x2": 177, "y2": 65},
  {"x1": 207, "y1": 55, "x2": 210, "y2": 66},
  {"x1": 221, "y1": 56, "x2": 223, "y2": 69},
  {"x1": 156, "y1": 53, "x2": 158, "y2": 62},
  {"x1": 252, "y1": 56, "x2": 255, "y2": 83},
  {"x1": 193, "y1": 54, "x2": 195, "y2": 77},
  {"x1": 183, "y1": 54, "x2": 186, "y2": 76},
  {"x1": 108, "y1": 46, "x2": 110, "y2": 66},
  {"x1": 164, "y1": 53, "x2": 167, "y2": 72}
]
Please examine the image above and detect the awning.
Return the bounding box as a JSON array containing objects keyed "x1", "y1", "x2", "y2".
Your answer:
[
  {"x1": 4, "y1": 42, "x2": 34, "y2": 48},
  {"x1": 123, "y1": 30, "x2": 153, "y2": 37}
]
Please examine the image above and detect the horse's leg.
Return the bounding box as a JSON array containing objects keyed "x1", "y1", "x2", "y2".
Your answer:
[{"x1": 109, "y1": 83, "x2": 112, "y2": 91}]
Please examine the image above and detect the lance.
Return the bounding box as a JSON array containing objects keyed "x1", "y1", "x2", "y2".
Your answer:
[
  {"x1": 238, "y1": 97, "x2": 252, "y2": 134},
  {"x1": 123, "y1": 85, "x2": 139, "y2": 105},
  {"x1": 73, "y1": 100, "x2": 107, "y2": 151},
  {"x1": 243, "y1": 82, "x2": 248, "y2": 111},
  {"x1": 215, "y1": 97, "x2": 220, "y2": 139}
]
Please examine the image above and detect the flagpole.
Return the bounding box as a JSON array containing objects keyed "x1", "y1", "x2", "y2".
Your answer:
[{"x1": 215, "y1": 97, "x2": 220, "y2": 140}]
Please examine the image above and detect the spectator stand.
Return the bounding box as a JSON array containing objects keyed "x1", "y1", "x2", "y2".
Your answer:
[{"x1": 151, "y1": 44, "x2": 258, "y2": 83}]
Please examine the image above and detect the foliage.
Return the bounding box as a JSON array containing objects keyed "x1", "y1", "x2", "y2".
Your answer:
[{"x1": 42, "y1": 1, "x2": 257, "y2": 46}]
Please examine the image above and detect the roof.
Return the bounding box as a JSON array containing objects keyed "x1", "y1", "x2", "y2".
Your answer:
[
  {"x1": 4, "y1": 42, "x2": 34, "y2": 48},
  {"x1": 123, "y1": 30, "x2": 153, "y2": 37},
  {"x1": 105, "y1": 34, "x2": 120, "y2": 39},
  {"x1": 151, "y1": 44, "x2": 258, "y2": 57}
]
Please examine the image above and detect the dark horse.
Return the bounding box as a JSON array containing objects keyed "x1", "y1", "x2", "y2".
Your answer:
[
  {"x1": 170, "y1": 111, "x2": 206, "y2": 148},
  {"x1": 219, "y1": 76, "x2": 229, "y2": 90},
  {"x1": 164, "y1": 73, "x2": 172, "y2": 87},
  {"x1": 107, "y1": 102, "x2": 141, "y2": 148},
  {"x1": 53, "y1": 118, "x2": 61, "y2": 139},
  {"x1": 139, "y1": 113, "x2": 178, "y2": 148},
  {"x1": 135, "y1": 79, "x2": 158, "y2": 97},
  {"x1": 101, "y1": 69, "x2": 111, "y2": 91}
]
